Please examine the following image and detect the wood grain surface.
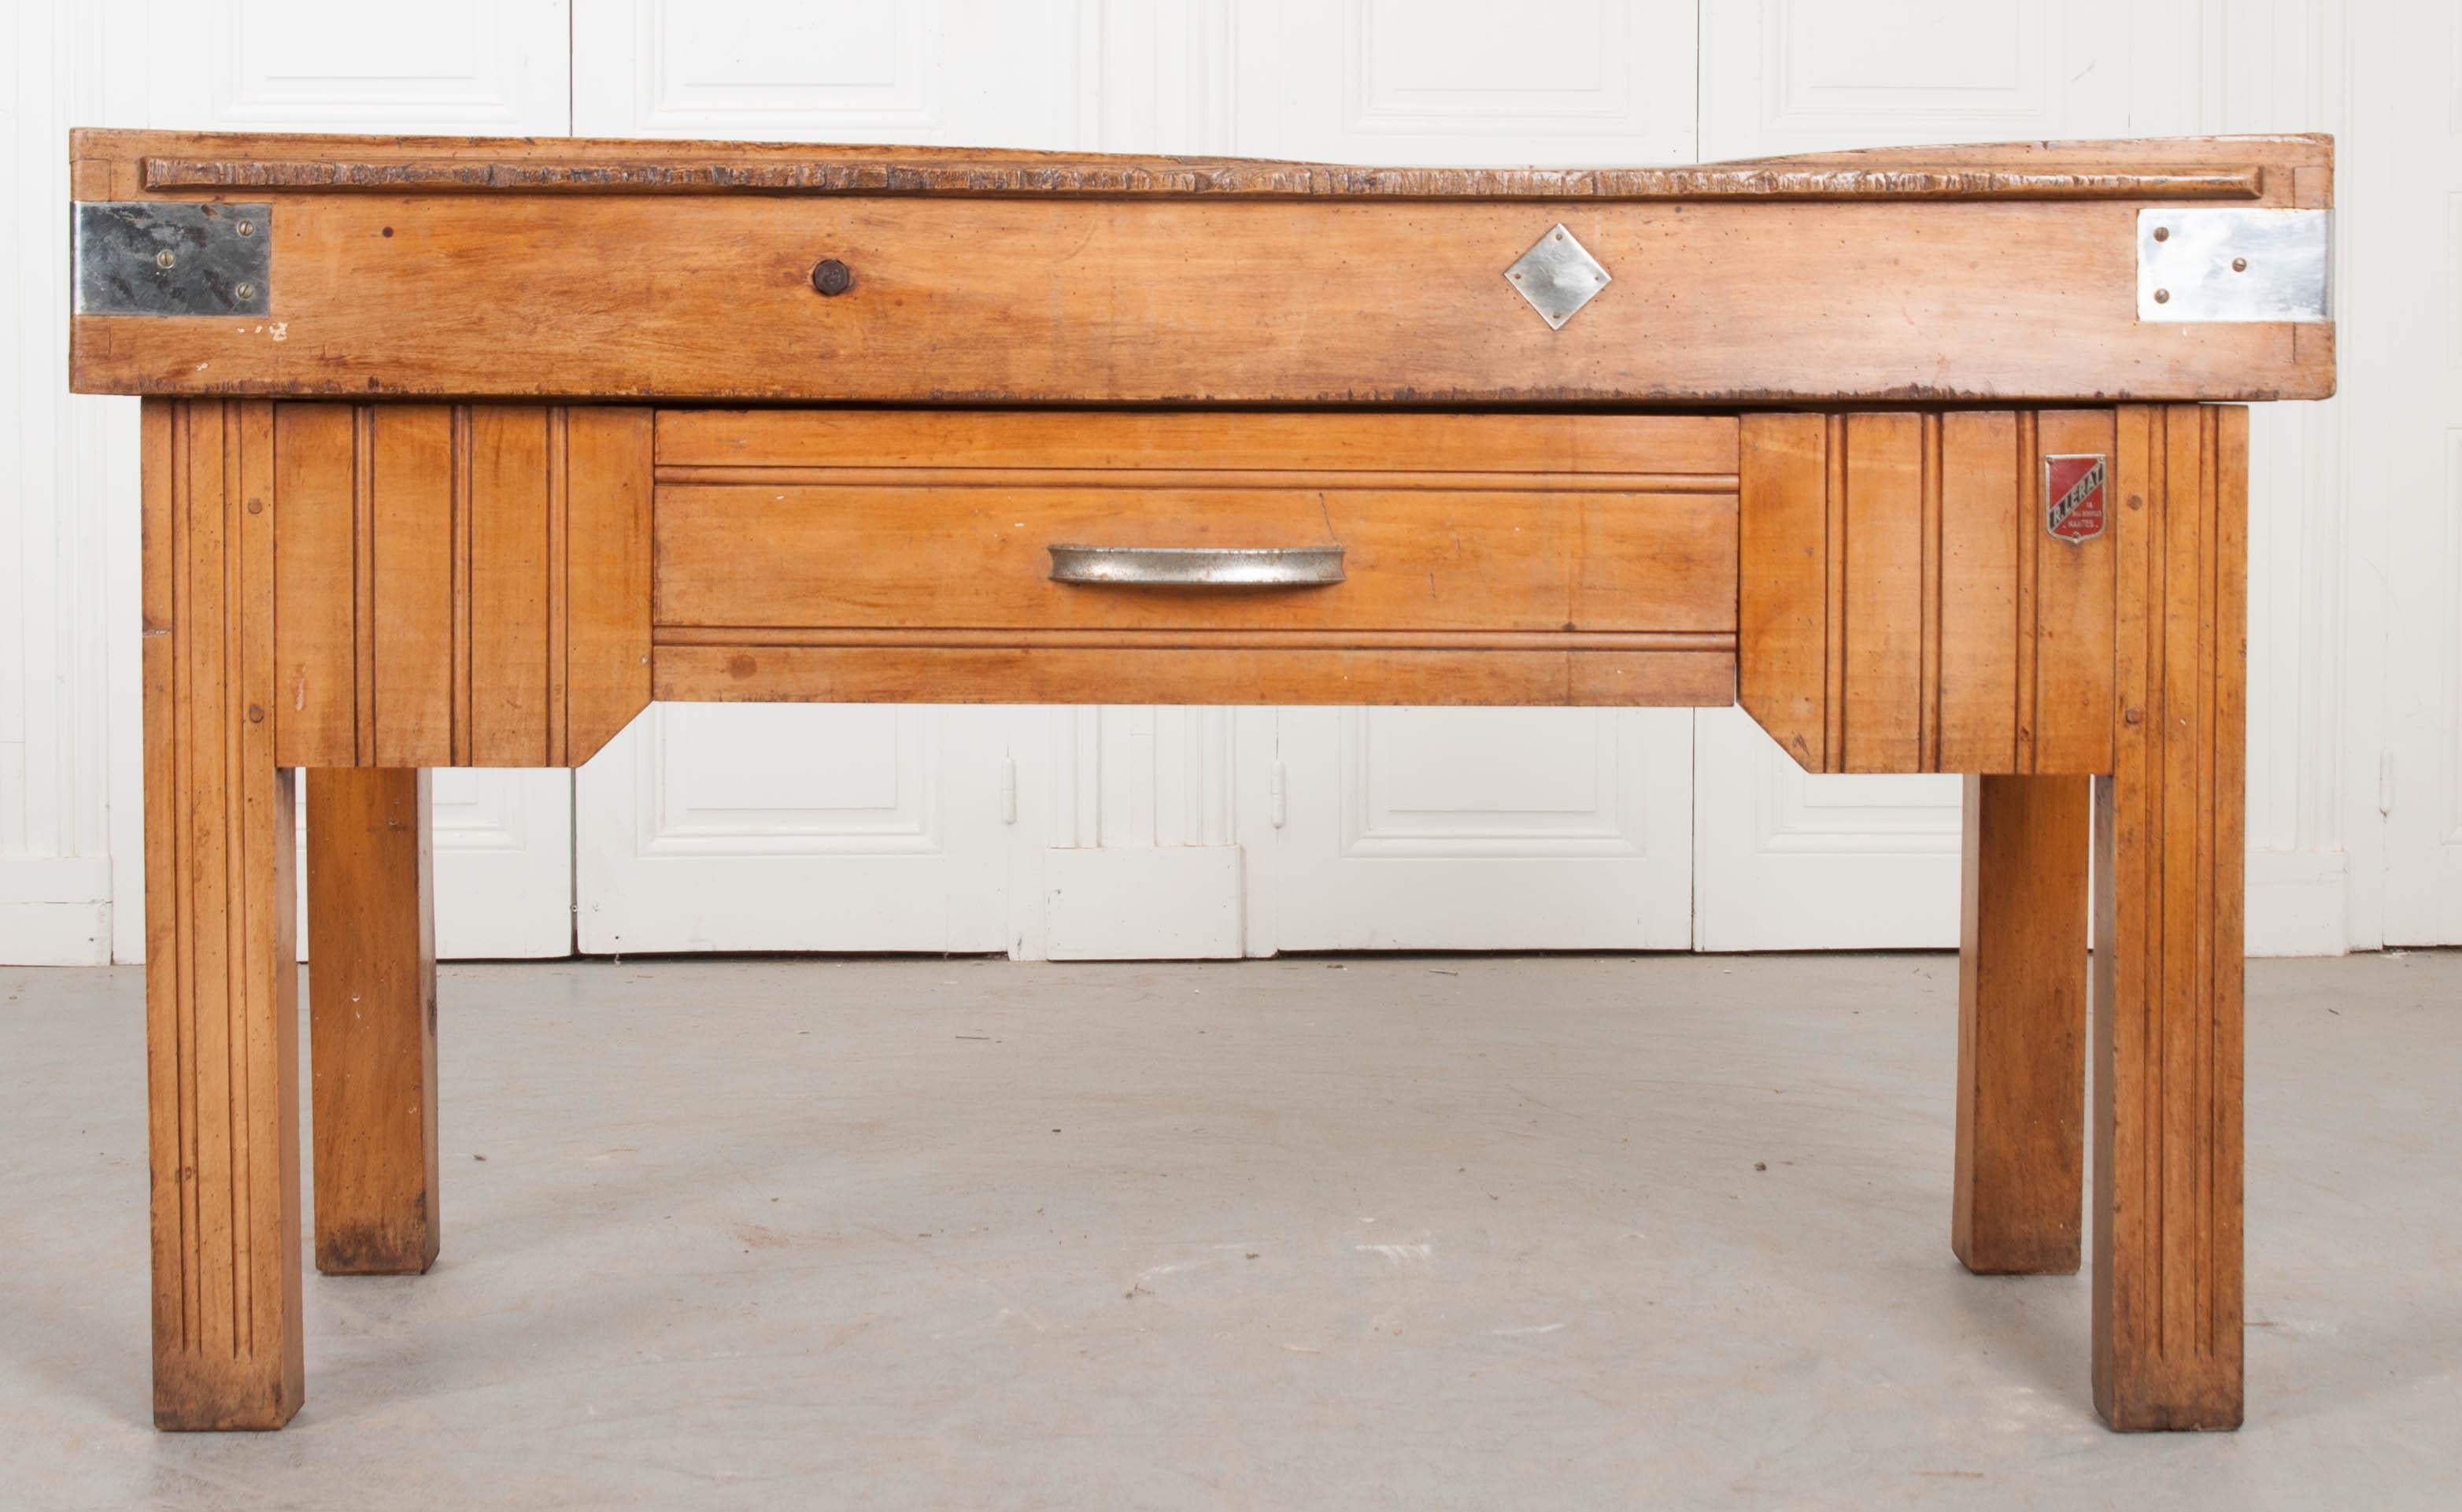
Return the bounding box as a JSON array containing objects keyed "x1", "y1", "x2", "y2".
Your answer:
[
  {"x1": 142, "y1": 398, "x2": 305, "y2": 1429},
  {"x1": 2091, "y1": 404, "x2": 2247, "y2": 1431},
  {"x1": 306, "y1": 767, "x2": 438, "y2": 1277},
  {"x1": 655, "y1": 412, "x2": 1738, "y2": 638},
  {"x1": 269, "y1": 405, "x2": 652, "y2": 769},
  {"x1": 657, "y1": 645, "x2": 1736, "y2": 708},
  {"x1": 68, "y1": 196, "x2": 2330, "y2": 405},
  {"x1": 1953, "y1": 774, "x2": 2090, "y2": 1276},
  {"x1": 1739, "y1": 408, "x2": 2133, "y2": 774},
  {"x1": 68, "y1": 131, "x2": 2331, "y2": 405}
]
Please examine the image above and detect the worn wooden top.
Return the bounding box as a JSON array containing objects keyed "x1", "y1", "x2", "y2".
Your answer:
[
  {"x1": 68, "y1": 131, "x2": 2335, "y2": 405},
  {"x1": 73, "y1": 129, "x2": 2327, "y2": 205}
]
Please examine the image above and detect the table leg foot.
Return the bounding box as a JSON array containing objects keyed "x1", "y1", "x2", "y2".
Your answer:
[
  {"x1": 2091, "y1": 404, "x2": 2246, "y2": 1432},
  {"x1": 143, "y1": 399, "x2": 305, "y2": 1430},
  {"x1": 1952, "y1": 773, "x2": 2088, "y2": 1275},
  {"x1": 309, "y1": 767, "x2": 440, "y2": 1276}
]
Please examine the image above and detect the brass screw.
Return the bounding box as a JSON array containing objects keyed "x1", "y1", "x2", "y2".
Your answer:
[
  {"x1": 2153, "y1": 288, "x2": 2171, "y2": 304},
  {"x1": 2124, "y1": 707, "x2": 2143, "y2": 726},
  {"x1": 154, "y1": 250, "x2": 176, "y2": 269},
  {"x1": 235, "y1": 281, "x2": 256, "y2": 301},
  {"x1": 2153, "y1": 225, "x2": 2170, "y2": 242},
  {"x1": 2231, "y1": 256, "x2": 2247, "y2": 272},
  {"x1": 237, "y1": 220, "x2": 255, "y2": 237},
  {"x1": 247, "y1": 705, "x2": 265, "y2": 724}
]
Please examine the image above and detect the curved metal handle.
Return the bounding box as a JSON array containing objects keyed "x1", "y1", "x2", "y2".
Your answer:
[{"x1": 1047, "y1": 545, "x2": 1345, "y2": 587}]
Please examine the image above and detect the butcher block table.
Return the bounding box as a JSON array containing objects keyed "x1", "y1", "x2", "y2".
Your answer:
[{"x1": 67, "y1": 128, "x2": 2336, "y2": 1433}]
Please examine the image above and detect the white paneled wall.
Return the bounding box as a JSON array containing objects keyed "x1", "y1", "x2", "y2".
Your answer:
[
  {"x1": 4, "y1": 0, "x2": 2443, "y2": 963},
  {"x1": 3, "y1": 2, "x2": 120, "y2": 963}
]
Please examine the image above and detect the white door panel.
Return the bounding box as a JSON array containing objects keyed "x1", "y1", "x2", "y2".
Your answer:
[
  {"x1": 1691, "y1": 712, "x2": 1961, "y2": 952},
  {"x1": 137, "y1": 0, "x2": 571, "y2": 130},
  {"x1": 1233, "y1": 0, "x2": 1695, "y2": 163},
  {"x1": 576, "y1": 704, "x2": 1028, "y2": 953},
  {"x1": 2366, "y1": 3, "x2": 2462, "y2": 942},
  {"x1": 574, "y1": 0, "x2": 1091, "y2": 144},
  {"x1": 1244, "y1": 708, "x2": 1695, "y2": 953}
]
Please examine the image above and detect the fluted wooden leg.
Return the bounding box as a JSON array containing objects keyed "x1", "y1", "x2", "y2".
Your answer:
[
  {"x1": 309, "y1": 767, "x2": 439, "y2": 1275},
  {"x1": 2092, "y1": 404, "x2": 2246, "y2": 1431},
  {"x1": 1952, "y1": 773, "x2": 2089, "y2": 1274},
  {"x1": 142, "y1": 399, "x2": 305, "y2": 1430}
]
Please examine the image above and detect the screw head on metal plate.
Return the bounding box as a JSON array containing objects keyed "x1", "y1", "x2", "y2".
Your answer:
[{"x1": 1504, "y1": 224, "x2": 1610, "y2": 330}]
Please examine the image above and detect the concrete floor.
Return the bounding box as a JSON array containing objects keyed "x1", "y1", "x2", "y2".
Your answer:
[{"x1": 1, "y1": 954, "x2": 2456, "y2": 1511}]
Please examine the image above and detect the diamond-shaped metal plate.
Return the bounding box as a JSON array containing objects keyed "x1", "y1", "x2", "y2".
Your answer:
[{"x1": 1504, "y1": 223, "x2": 1610, "y2": 330}]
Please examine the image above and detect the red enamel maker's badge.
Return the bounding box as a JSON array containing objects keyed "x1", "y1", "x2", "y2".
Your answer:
[{"x1": 2044, "y1": 454, "x2": 2108, "y2": 544}]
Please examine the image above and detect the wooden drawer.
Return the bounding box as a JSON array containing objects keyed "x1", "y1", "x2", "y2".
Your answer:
[
  {"x1": 649, "y1": 410, "x2": 1739, "y2": 705},
  {"x1": 653, "y1": 410, "x2": 1737, "y2": 634}
]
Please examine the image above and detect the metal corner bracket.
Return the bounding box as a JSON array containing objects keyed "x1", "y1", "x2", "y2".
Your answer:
[
  {"x1": 2137, "y1": 208, "x2": 2328, "y2": 323},
  {"x1": 74, "y1": 201, "x2": 272, "y2": 317}
]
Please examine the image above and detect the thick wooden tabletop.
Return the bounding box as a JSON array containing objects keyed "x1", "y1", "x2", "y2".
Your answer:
[{"x1": 69, "y1": 130, "x2": 2334, "y2": 405}]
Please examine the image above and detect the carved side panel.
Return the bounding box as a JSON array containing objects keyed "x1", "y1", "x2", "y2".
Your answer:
[
  {"x1": 271, "y1": 405, "x2": 652, "y2": 770},
  {"x1": 1739, "y1": 408, "x2": 2127, "y2": 775}
]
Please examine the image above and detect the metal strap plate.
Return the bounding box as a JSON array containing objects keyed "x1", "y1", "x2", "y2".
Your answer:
[
  {"x1": 74, "y1": 202, "x2": 272, "y2": 316},
  {"x1": 2137, "y1": 208, "x2": 2328, "y2": 323}
]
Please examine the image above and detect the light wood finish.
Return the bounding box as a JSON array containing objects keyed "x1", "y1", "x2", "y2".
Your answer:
[
  {"x1": 2092, "y1": 405, "x2": 2248, "y2": 1431},
  {"x1": 76, "y1": 128, "x2": 2316, "y2": 201},
  {"x1": 1738, "y1": 409, "x2": 2127, "y2": 774},
  {"x1": 658, "y1": 645, "x2": 1736, "y2": 709},
  {"x1": 269, "y1": 404, "x2": 652, "y2": 770},
  {"x1": 1953, "y1": 774, "x2": 2090, "y2": 1275},
  {"x1": 654, "y1": 412, "x2": 1738, "y2": 639},
  {"x1": 306, "y1": 768, "x2": 438, "y2": 1277},
  {"x1": 1736, "y1": 414, "x2": 1828, "y2": 770},
  {"x1": 564, "y1": 408, "x2": 657, "y2": 765},
  {"x1": 87, "y1": 122, "x2": 2298, "y2": 1436},
  {"x1": 142, "y1": 398, "x2": 305, "y2": 1430},
  {"x1": 70, "y1": 135, "x2": 2332, "y2": 405},
  {"x1": 656, "y1": 409, "x2": 1741, "y2": 475}
]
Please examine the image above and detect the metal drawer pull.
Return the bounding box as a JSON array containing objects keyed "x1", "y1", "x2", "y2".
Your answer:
[{"x1": 1047, "y1": 545, "x2": 1345, "y2": 586}]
